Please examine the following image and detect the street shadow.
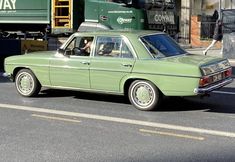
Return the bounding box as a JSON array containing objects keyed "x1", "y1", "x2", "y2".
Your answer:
[
  {"x1": 157, "y1": 97, "x2": 205, "y2": 111},
  {"x1": 39, "y1": 89, "x2": 130, "y2": 104},
  {"x1": 0, "y1": 74, "x2": 11, "y2": 83},
  {"x1": 39, "y1": 88, "x2": 235, "y2": 114}
]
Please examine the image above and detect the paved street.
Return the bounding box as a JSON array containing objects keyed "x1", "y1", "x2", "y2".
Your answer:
[{"x1": 0, "y1": 68, "x2": 235, "y2": 161}]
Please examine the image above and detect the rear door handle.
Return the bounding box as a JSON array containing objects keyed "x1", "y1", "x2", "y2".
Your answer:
[{"x1": 122, "y1": 63, "x2": 132, "y2": 67}]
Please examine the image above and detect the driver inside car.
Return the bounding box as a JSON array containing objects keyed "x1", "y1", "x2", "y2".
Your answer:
[{"x1": 80, "y1": 37, "x2": 93, "y2": 56}]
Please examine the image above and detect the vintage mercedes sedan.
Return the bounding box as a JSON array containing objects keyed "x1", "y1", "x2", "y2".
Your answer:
[{"x1": 4, "y1": 31, "x2": 233, "y2": 111}]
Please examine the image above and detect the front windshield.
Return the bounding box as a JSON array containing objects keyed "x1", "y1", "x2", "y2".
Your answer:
[{"x1": 140, "y1": 34, "x2": 187, "y2": 58}]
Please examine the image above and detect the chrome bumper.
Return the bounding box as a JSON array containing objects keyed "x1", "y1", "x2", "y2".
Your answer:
[
  {"x1": 194, "y1": 77, "x2": 233, "y2": 94},
  {"x1": 2, "y1": 72, "x2": 13, "y2": 80}
]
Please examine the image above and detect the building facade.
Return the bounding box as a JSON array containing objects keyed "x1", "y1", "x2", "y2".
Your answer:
[{"x1": 178, "y1": 0, "x2": 235, "y2": 47}]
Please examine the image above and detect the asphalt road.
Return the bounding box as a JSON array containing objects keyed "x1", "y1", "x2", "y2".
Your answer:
[{"x1": 0, "y1": 75, "x2": 235, "y2": 162}]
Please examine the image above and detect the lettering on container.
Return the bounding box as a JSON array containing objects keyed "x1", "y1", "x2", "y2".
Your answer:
[
  {"x1": 0, "y1": 0, "x2": 16, "y2": 13},
  {"x1": 117, "y1": 16, "x2": 132, "y2": 25},
  {"x1": 147, "y1": 11, "x2": 175, "y2": 24}
]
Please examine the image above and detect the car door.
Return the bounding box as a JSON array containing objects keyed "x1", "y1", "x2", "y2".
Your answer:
[
  {"x1": 49, "y1": 36, "x2": 94, "y2": 89},
  {"x1": 89, "y1": 35, "x2": 135, "y2": 92}
]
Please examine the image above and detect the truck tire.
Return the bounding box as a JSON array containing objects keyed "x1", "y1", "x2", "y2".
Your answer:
[
  {"x1": 15, "y1": 69, "x2": 41, "y2": 97},
  {"x1": 128, "y1": 80, "x2": 161, "y2": 111}
]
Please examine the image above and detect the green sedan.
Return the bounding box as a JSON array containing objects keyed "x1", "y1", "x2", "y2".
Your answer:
[{"x1": 4, "y1": 30, "x2": 233, "y2": 111}]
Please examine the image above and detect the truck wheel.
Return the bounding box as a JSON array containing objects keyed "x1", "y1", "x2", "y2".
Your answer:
[
  {"x1": 15, "y1": 69, "x2": 41, "y2": 97},
  {"x1": 128, "y1": 80, "x2": 161, "y2": 111}
]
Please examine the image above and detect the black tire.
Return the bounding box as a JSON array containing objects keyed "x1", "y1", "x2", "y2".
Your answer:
[
  {"x1": 128, "y1": 80, "x2": 161, "y2": 111},
  {"x1": 15, "y1": 69, "x2": 41, "y2": 97}
]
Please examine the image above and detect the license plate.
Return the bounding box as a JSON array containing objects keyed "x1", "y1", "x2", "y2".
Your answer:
[{"x1": 213, "y1": 73, "x2": 222, "y2": 82}]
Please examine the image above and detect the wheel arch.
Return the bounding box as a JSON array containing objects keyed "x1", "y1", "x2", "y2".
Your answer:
[
  {"x1": 13, "y1": 67, "x2": 36, "y2": 82},
  {"x1": 123, "y1": 78, "x2": 163, "y2": 97}
]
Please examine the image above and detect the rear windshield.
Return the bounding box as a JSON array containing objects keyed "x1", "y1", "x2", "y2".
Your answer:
[{"x1": 140, "y1": 34, "x2": 187, "y2": 58}]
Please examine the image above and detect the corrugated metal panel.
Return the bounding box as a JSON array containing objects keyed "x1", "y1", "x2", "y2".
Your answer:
[{"x1": 0, "y1": 0, "x2": 50, "y2": 24}]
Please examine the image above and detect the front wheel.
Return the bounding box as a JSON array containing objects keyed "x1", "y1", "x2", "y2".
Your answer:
[
  {"x1": 15, "y1": 69, "x2": 41, "y2": 97},
  {"x1": 128, "y1": 80, "x2": 161, "y2": 111}
]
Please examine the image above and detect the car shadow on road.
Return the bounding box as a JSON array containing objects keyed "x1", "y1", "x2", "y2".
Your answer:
[
  {"x1": 39, "y1": 89, "x2": 130, "y2": 104},
  {"x1": 158, "y1": 97, "x2": 209, "y2": 112},
  {"x1": 39, "y1": 88, "x2": 235, "y2": 114},
  {"x1": 158, "y1": 93, "x2": 235, "y2": 114},
  {"x1": 0, "y1": 75, "x2": 11, "y2": 83}
]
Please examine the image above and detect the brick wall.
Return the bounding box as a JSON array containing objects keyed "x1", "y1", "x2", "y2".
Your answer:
[{"x1": 191, "y1": 15, "x2": 221, "y2": 48}]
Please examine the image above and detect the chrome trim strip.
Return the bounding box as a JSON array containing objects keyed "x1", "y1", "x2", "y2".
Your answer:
[
  {"x1": 194, "y1": 77, "x2": 233, "y2": 94},
  {"x1": 133, "y1": 72, "x2": 199, "y2": 78},
  {"x1": 5, "y1": 63, "x2": 49, "y2": 68}
]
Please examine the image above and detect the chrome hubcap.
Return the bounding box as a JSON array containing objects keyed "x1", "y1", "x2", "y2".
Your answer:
[
  {"x1": 132, "y1": 82, "x2": 155, "y2": 108},
  {"x1": 17, "y1": 72, "x2": 34, "y2": 95}
]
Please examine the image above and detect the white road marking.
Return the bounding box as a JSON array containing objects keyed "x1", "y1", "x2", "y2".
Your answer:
[
  {"x1": 31, "y1": 114, "x2": 81, "y2": 123},
  {"x1": 139, "y1": 129, "x2": 205, "y2": 141},
  {"x1": 0, "y1": 103, "x2": 235, "y2": 138}
]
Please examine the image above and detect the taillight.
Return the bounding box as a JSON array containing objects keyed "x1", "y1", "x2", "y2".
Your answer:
[
  {"x1": 199, "y1": 76, "x2": 211, "y2": 87},
  {"x1": 199, "y1": 68, "x2": 232, "y2": 87},
  {"x1": 224, "y1": 68, "x2": 232, "y2": 77}
]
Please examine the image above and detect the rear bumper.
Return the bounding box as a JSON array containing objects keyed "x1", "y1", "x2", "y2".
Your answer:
[{"x1": 194, "y1": 77, "x2": 233, "y2": 94}]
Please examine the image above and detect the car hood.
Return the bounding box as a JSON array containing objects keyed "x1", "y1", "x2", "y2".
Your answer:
[
  {"x1": 5, "y1": 51, "x2": 56, "y2": 61},
  {"x1": 22, "y1": 51, "x2": 56, "y2": 58}
]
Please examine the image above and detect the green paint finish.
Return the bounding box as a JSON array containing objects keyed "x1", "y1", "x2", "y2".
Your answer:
[
  {"x1": 49, "y1": 55, "x2": 90, "y2": 89},
  {"x1": 0, "y1": 0, "x2": 50, "y2": 23},
  {"x1": 85, "y1": 0, "x2": 145, "y2": 30},
  {"x1": 4, "y1": 31, "x2": 232, "y2": 98}
]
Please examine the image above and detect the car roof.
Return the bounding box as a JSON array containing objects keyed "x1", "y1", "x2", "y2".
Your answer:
[{"x1": 73, "y1": 30, "x2": 164, "y2": 37}]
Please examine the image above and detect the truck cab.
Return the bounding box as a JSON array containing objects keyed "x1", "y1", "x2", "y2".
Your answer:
[{"x1": 80, "y1": 0, "x2": 178, "y2": 36}]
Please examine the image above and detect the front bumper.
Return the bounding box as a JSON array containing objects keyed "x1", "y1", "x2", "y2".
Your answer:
[
  {"x1": 2, "y1": 72, "x2": 13, "y2": 80},
  {"x1": 194, "y1": 77, "x2": 233, "y2": 94}
]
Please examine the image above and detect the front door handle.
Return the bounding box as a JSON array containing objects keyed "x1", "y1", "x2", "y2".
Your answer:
[{"x1": 81, "y1": 61, "x2": 90, "y2": 65}]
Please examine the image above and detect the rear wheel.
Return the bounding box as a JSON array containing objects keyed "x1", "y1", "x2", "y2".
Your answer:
[
  {"x1": 15, "y1": 69, "x2": 41, "y2": 97},
  {"x1": 128, "y1": 80, "x2": 161, "y2": 111}
]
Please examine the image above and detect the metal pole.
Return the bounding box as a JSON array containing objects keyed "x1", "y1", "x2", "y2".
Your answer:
[{"x1": 219, "y1": 0, "x2": 221, "y2": 19}]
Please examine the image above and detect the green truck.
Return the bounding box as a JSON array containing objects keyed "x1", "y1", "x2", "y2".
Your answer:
[{"x1": 0, "y1": 0, "x2": 178, "y2": 38}]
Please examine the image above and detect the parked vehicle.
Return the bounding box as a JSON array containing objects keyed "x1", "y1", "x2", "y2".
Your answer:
[
  {"x1": 0, "y1": 0, "x2": 178, "y2": 38},
  {"x1": 4, "y1": 30, "x2": 232, "y2": 111}
]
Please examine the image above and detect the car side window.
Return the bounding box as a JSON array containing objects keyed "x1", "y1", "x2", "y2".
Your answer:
[
  {"x1": 120, "y1": 40, "x2": 133, "y2": 58},
  {"x1": 95, "y1": 36, "x2": 133, "y2": 58},
  {"x1": 66, "y1": 38, "x2": 76, "y2": 51},
  {"x1": 65, "y1": 36, "x2": 94, "y2": 56}
]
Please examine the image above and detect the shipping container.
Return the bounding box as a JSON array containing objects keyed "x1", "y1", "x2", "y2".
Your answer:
[{"x1": 0, "y1": 0, "x2": 50, "y2": 32}]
